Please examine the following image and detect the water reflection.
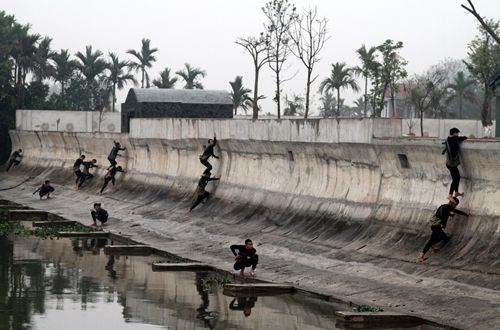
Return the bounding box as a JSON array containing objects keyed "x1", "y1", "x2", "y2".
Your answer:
[{"x1": 0, "y1": 235, "x2": 438, "y2": 330}]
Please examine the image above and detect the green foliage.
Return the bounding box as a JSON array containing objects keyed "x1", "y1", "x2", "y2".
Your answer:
[
  {"x1": 127, "y1": 38, "x2": 158, "y2": 88},
  {"x1": 229, "y1": 76, "x2": 252, "y2": 115},
  {"x1": 465, "y1": 20, "x2": 500, "y2": 126},
  {"x1": 368, "y1": 40, "x2": 408, "y2": 117},
  {"x1": 176, "y1": 63, "x2": 206, "y2": 89},
  {"x1": 152, "y1": 67, "x2": 177, "y2": 89},
  {"x1": 201, "y1": 275, "x2": 231, "y2": 291},
  {"x1": 0, "y1": 221, "x2": 101, "y2": 239},
  {"x1": 355, "y1": 45, "x2": 377, "y2": 116},
  {"x1": 318, "y1": 91, "x2": 336, "y2": 118},
  {"x1": 106, "y1": 52, "x2": 136, "y2": 112},
  {"x1": 355, "y1": 304, "x2": 384, "y2": 313},
  {"x1": 319, "y1": 62, "x2": 359, "y2": 117},
  {"x1": 408, "y1": 69, "x2": 450, "y2": 136},
  {"x1": 447, "y1": 71, "x2": 476, "y2": 119},
  {"x1": 283, "y1": 93, "x2": 304, "y2": 116}
]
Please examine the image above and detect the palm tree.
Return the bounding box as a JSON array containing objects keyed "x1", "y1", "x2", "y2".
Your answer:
[
  {"x1": 319, "y1": 62, "x2": 360, "y2": 116},
  {"x1": 75, "y1": 45, "x2": 107, "y2": 84},
  {"x1": 283, "y1": 94, "x2": 305, "y2": 116},
  {"x1": 319, "y1": 91, "x2": 336, "y2": 118},
  {"x1": 355, "y1": 45, "x2": 377, "y2": 116},
  {"x1": 152, "y1": 68, "x2": 177, "y2": 88},
  {"x1": 11, "y1": 24, "x2": 39, "y2": 107},
  {"x1": 229, "y1": 76, "x2": 251, "y2": 115},
  {"x1": 127, "y1": 38, "x2": 158, "y2": 88},
  {"x1": 447, "y1": 71, "x2": 476, "y2": 118},
  {"x1": 176, "y1": 63, "x2": 206, "y2": 89},
  {"x1": 52, "y1": 49, "x2": 76, "y2": 96},
  {"x1": 33, "y1": 36, "x2": 54, "y2": 82},
  {"x1": 106, "y1": 52, "x2": 137, "y2": 112}
]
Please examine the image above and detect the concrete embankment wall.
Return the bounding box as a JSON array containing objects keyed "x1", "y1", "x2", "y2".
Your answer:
[{"x1": 8, "y1": 118, "x2": 500, "y2": 273}]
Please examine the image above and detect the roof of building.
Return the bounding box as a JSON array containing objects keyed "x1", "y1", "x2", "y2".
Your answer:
[
  {"x1": 384, "y1": 83, "x2": 417, "y2": 99},
  {"x1": 124, "y1": 88, "x2": 232, "y2": 105}
]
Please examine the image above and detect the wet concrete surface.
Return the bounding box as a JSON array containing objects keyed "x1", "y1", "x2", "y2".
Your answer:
[
  {"x1": 0, "y1": 233, "x2": 442, "y2": 330},
  {"x1": 0, "y1": 173, "x2": 498, "y2": 329}
]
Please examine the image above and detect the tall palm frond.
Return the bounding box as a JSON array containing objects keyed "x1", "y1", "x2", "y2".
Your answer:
[
  {"x1": 126, "y1": 38, "x2": 158, "y2": 88},
  {"x1": 176, "y1": 63, "x2": 206, "y2": 89}
]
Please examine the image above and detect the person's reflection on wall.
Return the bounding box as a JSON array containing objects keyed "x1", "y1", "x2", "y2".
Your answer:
[{"x1": 229, "y1": 296, "x2": 258, "y2": 317}]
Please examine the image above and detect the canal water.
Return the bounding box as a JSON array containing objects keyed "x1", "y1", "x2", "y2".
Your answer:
[{"x1": 0, "y1": 234, "x2": 440, "y2": 330}]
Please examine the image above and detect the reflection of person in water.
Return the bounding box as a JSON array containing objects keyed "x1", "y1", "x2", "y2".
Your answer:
[
  {"x1": 194, "y1": 273, "x2": 216, "y2": 329},
  {"x1": 229, "y1": 297, "x2": 258, "y2": 317},
  {"x1": 105, "y1": 255, "x2": 117, "y2": 279}
]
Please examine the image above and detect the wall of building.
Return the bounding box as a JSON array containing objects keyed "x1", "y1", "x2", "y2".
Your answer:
[{"x1": 16, "y1": 109, "x2": 121, "y2": 133}]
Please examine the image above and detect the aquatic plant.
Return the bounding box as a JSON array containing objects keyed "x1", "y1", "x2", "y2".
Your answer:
[
  {"x1": 355, "y1": 304, "x2": 384, "y2": 312},
  {"x1": 201, "y1": 275, "x2": 232, "y2": 291},
  {"x1": 0, "y1": 221, "x2": 101, "y2": 239}
]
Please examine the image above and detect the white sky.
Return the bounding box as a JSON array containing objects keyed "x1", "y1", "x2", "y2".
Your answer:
[{"x1": 2, "y1": 0, "x2": 499, "y2": 114}]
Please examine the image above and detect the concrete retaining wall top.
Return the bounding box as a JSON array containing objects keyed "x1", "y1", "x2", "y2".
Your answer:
[{"x1": 16, "y1": 109, "x2": 121, "y2": 133}]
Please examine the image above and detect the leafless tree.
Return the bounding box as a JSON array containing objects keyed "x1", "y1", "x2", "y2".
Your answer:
[
  {"x1": 235, "y1": 34, "x2": 271, "y2": 119},
  {"x1": 263, "y1": 0, "x2": 298, "y2": 119},
  {"x1": 288, "y1": 7, "x2": 329, "y2": 118},
  {"x1": 461, "y1": 1, "x2": 500, "y2": 45}
]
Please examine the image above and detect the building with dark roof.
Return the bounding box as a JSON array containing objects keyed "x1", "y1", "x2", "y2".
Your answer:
[{"x1": 121, "y1": 88, "x2": 233, "y2": 132}]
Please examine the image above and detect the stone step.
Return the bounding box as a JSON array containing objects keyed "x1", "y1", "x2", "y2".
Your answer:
[
  {"x1": 223, "y1": 283, "x2": 294, "y2": 295},
  {"x1": 152, "y1": 262, "x2": 213, "y2": 272},
  {"x1": 104, "y1": 245, "x2": 153, "y2": 256},
  {"x1": 334, "y1": 311, "x2": 422, "y2": 324},
  {"x1": 57, "y1": 231, "x2": 108, "y2": 238},
  {"x1": 8, "y1": 209, "x2": 48, "y2": 221},
  {"x1": 32, "y1": 220, "x2": 77, "y2": 227}
]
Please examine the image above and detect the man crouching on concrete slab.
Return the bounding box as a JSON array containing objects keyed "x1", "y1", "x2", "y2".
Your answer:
[
  {"x1": 33, "y1": 180, "x2": 55, "y2": 199},
  {"x1": 91, "y1": 203, "x2": 108, "y2": 226},
  {"x1": 417, "y1": 196, "x2": 470, "y2": 262},
  {"x1": 231, "y1": 239, "x2": 258, "y2": 277}
]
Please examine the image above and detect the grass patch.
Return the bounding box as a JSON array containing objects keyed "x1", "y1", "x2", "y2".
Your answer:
[
  {"x1": 355, "y1": 304, "x2": 384, "y2": 312},
  {"x1": 201, "y1": 275, "x2": 232, "y2": 291}
]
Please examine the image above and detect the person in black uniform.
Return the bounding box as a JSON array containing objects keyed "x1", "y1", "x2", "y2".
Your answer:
[
  {"x1": 73, "y1": 155, "x2": 86, "y2": 186},
  {"x1": 91, "y1": 203, "x2": 108, "y2": 226},
  {"x1": 6, "y1": 149, "x2": 23, "y2": 171},
  {"x1": 230, "y1": 239, "x2": 258, "y2": 277},
  {"x1": 443, "y1": 128, "x2": 467, "y2": 199},
  {"x1": 199, "y1": 134, "x2": 218, "y2": 171},
  {"x1": 77, "y1": 159, "x2": 98, "y2": 189},
  {"x1": 417, "y1": 197, "x2": 470, "y2": 262},
  {"x1": 99, "y1": 165, "x2": 125, "y2": 194},
  {"x1": 33, "y1": 180, "x2": 55, "y2": 199},
  {"x1": 188, "y1": 170, "x2": 220, "y2": 212},
  {"x1": 108, "y1": 141, "x2": 126, "y2": 169}
]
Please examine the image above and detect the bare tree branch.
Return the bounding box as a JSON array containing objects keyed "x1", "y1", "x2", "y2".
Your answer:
[
  {"x1": 288, "y1": 7, "x2": 329, "y2": 118},
  {"x1": 235, "y1": 35, "x2": 272, "y2": 119},
  {"x1": 461, "y1": 0, "x2": 500, "y2": 45}
]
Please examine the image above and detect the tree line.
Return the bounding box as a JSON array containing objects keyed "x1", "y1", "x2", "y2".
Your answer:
[
  {"x1": 1, "y1": 0, "x2": 499, "y2": 133},
  {"x1": 232, "y1": 0, "x2": 500, "y2": 132}
]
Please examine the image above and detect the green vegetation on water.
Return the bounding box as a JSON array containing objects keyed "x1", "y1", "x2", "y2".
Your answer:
[
  {"x1": 0, "y1": 221, "x2": 102, "y2": 239},
  {"x1": 355, "y1": 304, "x2": 384, "y2": 313},
  {"x1": 201, "y1": 275, "x2": 232, "y2": 291}
]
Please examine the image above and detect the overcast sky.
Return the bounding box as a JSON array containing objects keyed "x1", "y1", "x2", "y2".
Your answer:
[{"x1": 2, "y1": 0, "x2": 499, "y2": 114}]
